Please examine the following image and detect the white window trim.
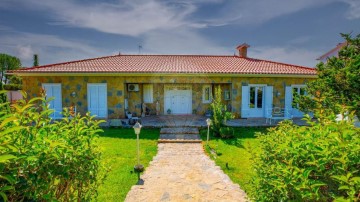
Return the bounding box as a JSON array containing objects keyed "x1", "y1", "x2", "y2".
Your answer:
[
  {"x1": 143, "y1": 84, "x2": 153, "y2": 103},
  {"x1": 202, "y1": 85, "x2": 212, "y2": 103}
]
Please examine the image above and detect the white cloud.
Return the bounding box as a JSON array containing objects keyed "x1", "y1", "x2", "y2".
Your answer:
[
  {"x1": 143, "y1": 28, "x2": 229, "y2": 55},
  {"x1": 5, "y1": 0, "x2": 197, "y2": 37},
  {"x1": 249, "y1": 46, "x2": 321, "y2": 67},
  {"x1": 342, "y1": 0, "x2": 360, "y2": 19},
  {"x1": 16, "y1": 45, "x2": 34, "y2": 60},
  {"x1": 0, "y1": 32, "x2": 104, "y2": 66}
]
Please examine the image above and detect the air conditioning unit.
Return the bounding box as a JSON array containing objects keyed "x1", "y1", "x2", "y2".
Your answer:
[{"x1": 128, "y1": 84, "x2": 139, "y2": 92}]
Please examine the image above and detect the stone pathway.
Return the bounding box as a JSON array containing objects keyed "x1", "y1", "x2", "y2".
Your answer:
[{"x1": 125, "y1": 143, "x2": 248, "y2": 202}]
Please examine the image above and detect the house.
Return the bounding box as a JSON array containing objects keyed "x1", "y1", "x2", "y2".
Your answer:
[
  {"x1": 9, "y1": 44, "x2": 317, "y2": 119},
  {"x1": 317, "y1": 42, "x2": 347, "y2": 63}
]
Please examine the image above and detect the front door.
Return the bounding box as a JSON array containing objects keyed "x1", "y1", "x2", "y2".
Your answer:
[
  {"x1": 285, "y1": 85, "x2": 306, "y2": 117},
  {"x1": 164, "y1": 85, "x2": 192, "y2": 114},
  {"x1": 241, "y1": 85, "x2": 272, "y2": 118}
]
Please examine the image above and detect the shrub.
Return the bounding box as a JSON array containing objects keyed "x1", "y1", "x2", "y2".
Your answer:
[
  {"x1": 210, "y1": 86, "x2": 234, "y2": 137},
  {"x1": 0, "y1": 90, "x2": 106, "y2": 201},
  {"x1": 219, "y1": 127, "x2": 234, "y2": 139},
  {"x1": 3, "y1": 84, "x2": 22, "y2": 91},
  {"x1": 250, "y1": 117, "x2": 360, "y2": 201}
]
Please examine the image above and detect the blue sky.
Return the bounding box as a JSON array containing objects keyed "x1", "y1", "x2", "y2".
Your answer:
[{"x1": 0, "y1": 0, "x2": 359, "y2": 67}]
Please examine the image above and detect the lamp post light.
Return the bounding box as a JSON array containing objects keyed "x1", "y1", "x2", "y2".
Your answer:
[
  {"x1": 133, "y1": 122, "x2": 144, "y2": 183},
  {"x1": 206, "y1": 118, "x2": 211, "y2": 145}
]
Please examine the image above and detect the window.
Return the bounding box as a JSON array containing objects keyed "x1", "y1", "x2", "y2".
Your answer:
[
  {"x1": 42, "y1": 83, "x2": 62, "y2": 118},
  {"x1": 224, "y1": 90, "x2": 231, "y2": 100},
  {"x1": 292, "y1": 85, "x2": 306, "y2": 108},
  {"x1": 249, "y1": 86, "x2": 264, "y2": 109},
  {"x1": 143, "y1": 84, "x2": 153, "y2": 103},
  {"x1": 202, "y1": 85, "x2": 212, "y2": 103}
]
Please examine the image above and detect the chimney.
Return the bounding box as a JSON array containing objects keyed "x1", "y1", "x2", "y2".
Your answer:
[{"x1": 236, "y1": 43, "x2": 250, "y2": 58}]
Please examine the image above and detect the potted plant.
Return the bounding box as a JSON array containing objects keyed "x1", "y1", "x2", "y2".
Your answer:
[{"x1": 167, "y1": 109, "x2": 171, "y2": 114}]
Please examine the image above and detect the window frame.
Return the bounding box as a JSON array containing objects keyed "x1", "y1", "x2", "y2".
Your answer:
[
  {"x1": 202, "y1": 84, "x2": 212, "y2": 103},
  {"x1": 143, "y1": 84, "x2": 154, "y2": 103}
]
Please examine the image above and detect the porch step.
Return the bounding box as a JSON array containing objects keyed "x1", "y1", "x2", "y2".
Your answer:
[
  {"x1": 158, "y1": 134, "x2": 201, "y2": 143},
  {"x1": 160, "y1": 127, "x2": 199, "y2": 134},
  {"x1": 158, "y1": 127, "x2": 201, "y2": 143}
]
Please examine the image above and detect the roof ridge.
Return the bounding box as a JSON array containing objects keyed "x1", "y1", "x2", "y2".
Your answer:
[
  {"x1": 20, "y1": 54, "x2": 121, "y2": 69},
  {"x1": 244, "y1": 56, "x2": 315, "y2": 69}
]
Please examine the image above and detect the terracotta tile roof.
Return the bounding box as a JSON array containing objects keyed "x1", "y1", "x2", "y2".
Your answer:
[{"x1": 12, "y1": 55, "x2": 316, "y2": 75}]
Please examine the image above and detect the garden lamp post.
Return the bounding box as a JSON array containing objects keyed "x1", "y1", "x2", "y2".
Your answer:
[
  {"x1": 206, "y1": 118, "x2": 211, "y2": 145},
  {"x1": 133, "y1": 122, "x2": 144, "y2": 183}
]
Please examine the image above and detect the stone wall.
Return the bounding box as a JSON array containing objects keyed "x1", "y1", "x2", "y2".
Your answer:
[{"x1": 21, "y1": 75, "x2": 312, "y2": 119}]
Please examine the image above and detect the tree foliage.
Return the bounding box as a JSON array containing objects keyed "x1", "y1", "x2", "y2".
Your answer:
[
  {"x1": 0, "y1": 90, "x2": 106, "y2": 201},
  {"x1": 299, "y1": 33, "x2": 360, "y2": 118},
  {"x1": 33, "y1": 54, "x2": 39, "y2": 67},
  {"x1": 0, "y1": 54, "x2": 21, "y2": 85}
]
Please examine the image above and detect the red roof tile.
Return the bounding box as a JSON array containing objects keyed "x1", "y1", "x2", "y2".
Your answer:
[{"x1": 11, "y1": 55, "x2": 316, "y2": 75}]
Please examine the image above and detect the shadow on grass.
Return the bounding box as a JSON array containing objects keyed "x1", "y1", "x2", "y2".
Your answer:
[
  {"x1": 99, "y1": 128, "x2": 160, "y2": 140},
  {"x1": 200, "y1": 126, "x2": 270, "y2": 148}
]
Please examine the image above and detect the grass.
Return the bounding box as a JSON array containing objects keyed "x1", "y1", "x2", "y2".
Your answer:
[
  {"x1": 200, "y1": 127, "x2": 269, "y2": 196},
  {"x1": 96, "y1": 128, "x2": 159, "y2": 201}
]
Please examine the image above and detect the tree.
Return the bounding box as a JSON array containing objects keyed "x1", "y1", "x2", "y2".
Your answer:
[
  {"x1": 33, "y1": 54, "x2": 39, "y2": 67},
  {"x1": 299, "y1": 33, "x2": 360, "y2": 118},
  {"x1": 0, "y1": 54, "x2": 21, "y2": 85}
]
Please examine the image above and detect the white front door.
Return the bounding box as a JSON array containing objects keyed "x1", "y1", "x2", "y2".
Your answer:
[
  {"x1": 42, "y1": 83, "x2": 62, "y2": 119},
  {"x1": 164, "y1": 85, "x2": 192, "y2": 114},
  {"x1": 87, "y1": 83, "x2": 107, "y2": 118},
  {"x1": 285, "y1": 85, "x2": 306, "y2": 117},
  {"x1": 241, "y1": 85, "x2": 272, "y2": 118}
]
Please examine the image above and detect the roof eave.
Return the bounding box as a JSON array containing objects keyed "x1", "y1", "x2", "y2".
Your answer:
[{"x1": 9, "y1": 72, "x2": 317, "y2": 78}]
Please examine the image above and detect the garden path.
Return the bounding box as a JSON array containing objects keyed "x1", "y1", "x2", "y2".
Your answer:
[{"x1": 125, "y1": 143, "x2": 248, "y2": 202}]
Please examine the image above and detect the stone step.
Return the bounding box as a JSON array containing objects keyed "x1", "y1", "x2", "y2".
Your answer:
[
  {"x1": 158, "y1": 139, "x2": 202, "y2": 143},
  {"x1": 160, "y1": 134, "x2": 201, "y2": 140},
  {"x1": 160, "y1": 127, "x2": 199, "y2": 134}
]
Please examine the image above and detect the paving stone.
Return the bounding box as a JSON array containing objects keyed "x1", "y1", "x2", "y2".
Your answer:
[{"x1": 125, "y1": 143, "x2": 248, "y2": 202}]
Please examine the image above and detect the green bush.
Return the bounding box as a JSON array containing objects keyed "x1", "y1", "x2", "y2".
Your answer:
[
  {"x1": 219, "y1": 127, "x2": 234, "y2": 139},
  {"x1": 210, "y1": 86, "x2": 234, "y2": 137},
  {"x1": 0, "y1": 90, "x2": 106, "y2": 201},
  {"x1": 3, "y1": 84, "x2": 22, "y2": 91},
  {"x1": 250, "y1": 117, "x2": 360, "y2": 201}
]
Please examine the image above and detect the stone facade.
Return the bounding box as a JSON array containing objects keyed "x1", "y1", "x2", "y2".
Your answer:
[{"x1": 21, "y1": 75, "x2": 312, "y2": 119}]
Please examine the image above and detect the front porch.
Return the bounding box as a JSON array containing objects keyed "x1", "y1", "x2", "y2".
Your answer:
[{"x1": 107, "y1": 115, "x2": 309, "y2": 128}]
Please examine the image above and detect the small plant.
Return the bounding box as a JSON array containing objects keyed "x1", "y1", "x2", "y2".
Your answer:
[
  {"x1": 167, "y1": 108, "x2": 171, "y2": 114},
  {"x1": 210, "y1": 86, "x2": 234, "y2": 137},
  {"x1": 219, "y1": 127, "x2": 234, "y2": 139}
]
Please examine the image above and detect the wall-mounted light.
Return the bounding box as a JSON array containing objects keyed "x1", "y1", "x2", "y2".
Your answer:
[{"x1": 71, "y1": 91, "x2": 77, "y2": 97}]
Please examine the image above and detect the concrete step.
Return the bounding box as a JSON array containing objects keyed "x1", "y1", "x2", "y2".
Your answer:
[
  {"x1": 160, "y1": 134, "x2": 200, "y2": 139},
  {"x1": 160, "y1": 127, "x2": 199, "y2": 134},
  {"x1": 158, "y1": 139, "x2": 202, "y2": 143},
  {"x1": 159, "y1": 134, "x2": 202, "y2": 143}
]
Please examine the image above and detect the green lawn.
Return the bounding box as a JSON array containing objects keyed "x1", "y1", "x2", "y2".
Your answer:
[
  {"x1": 97, "y1": 128, "x2": 159, "y2": 201},
  {"x1": 200, "y1": 127, "x2": 269, "y2": 195}
]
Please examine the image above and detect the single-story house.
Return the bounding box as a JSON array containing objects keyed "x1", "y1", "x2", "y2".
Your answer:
[{"x1": 9, "y1": 44, "x2": 317, "y2": 119}]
